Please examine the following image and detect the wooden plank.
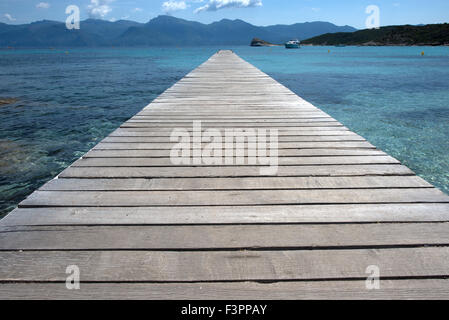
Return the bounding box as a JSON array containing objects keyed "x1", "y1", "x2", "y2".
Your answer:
[
  {"x1": 58, "y1": 165, "x2": 414, "y2": 178},
  {"x1": 2, "y1": 280, "x2": 448, "y2": 300},
  {"x1": 19, "y1": 189, "x2": 449, "y2": 207},
  {"x1": 92, "y1": 141, "x2": 375, "y2": 150},
  {"x1": 39, "y1": 176, "x2": 432, "y2": 191},
  {"x1": 110, "y1": 129, "x2": 356, "y2": 137},
  {"x1": 126, "y1": 116, "x2": 337, "y2": 122},
  {"x1": 131, "y1": 114, "x2": 333, "y2": 118},
  {"x1": 84, "y1": 149, "x2": 387, "y2": 158},
  {"x1": 71, "y1": 156, "x2": 399, "y2": 167},
  {"x1": 4, "y1": 204, "x2": 449, "y2": 226},
  {"x1": 145, "y1": 100, "x2": 312, "y2": 103},
  {"x1": 121, "y1": 123, "x2": 343, "y2": 128},
  {"x1": 137, "y1": 110, "x2": 327, "y2": 114},
  {"x1": 102, "y1": 135, "x2": 366, "y2": 143},
  {"x1": 113, "y1": 126, "x2": 351, "y2": 132},
  {"x1": 144, "y1": 106, "x2": 321, "y2": 110},
  {"x1": 1, "y1": 223, "x2": 448, "y2": 250},
  {"x1": 144, "y1": 104, "x2": 317, "y2": 108},
  {"x1": 1, "y1": 247, "x2": 449, "y2": 282}
]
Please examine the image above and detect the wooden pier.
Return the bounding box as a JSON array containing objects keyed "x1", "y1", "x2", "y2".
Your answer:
[{"x1": 1, "y1": 50, "x2": 449, "y2": 299}]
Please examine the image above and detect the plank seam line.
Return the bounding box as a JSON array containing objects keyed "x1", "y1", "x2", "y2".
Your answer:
[
  {"x1": 82, "y1": 155, "x2": 390, "y2": 159},
  {"x1": 39, "y1": 188, "x2": 437, "y2": 192},
  {"x1": 5, "y1": 221, "x2": 449, "y2": 228},
  {"x1": 55, "y1": 175, "x2": 419, "y2": 179},
  {"x1": 93, "y1": 148, "x2": 377, "y2": 150},
  {"x1": 2, "y1": 276, "x2": 449, "y2": 285},
  {"x1": 18, "y1": 202, "x2": 449, "y2": 209},
  {"x1": 70, "y1": 164, "x2": 402, "y2": 168},
  {"x1": 2, "y1": 244, "x2": 449, "y2": 252},
  {"x1": 99, "y1": 140, "x2": 367, "y2": 143},
  {"x1": 37, "y1": 186, "x2": 438, "y2": 191},
  {"x1": 67, "y1": 163, "x2": 402, "y2": 168},
  {"x1": 2, "y1": 221, "x2": 449, "y2": 231},
  {"x1": 31, "y1": 187, "x2": 440, "y2": 193}
]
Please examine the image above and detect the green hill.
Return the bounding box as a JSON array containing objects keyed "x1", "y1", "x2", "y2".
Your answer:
[
  {"x1": 302, "y1": 24, "x2": 449, "y2": 46},
  {"x1": 0, "y1": 16, "x2": 356, "y2": 47}
]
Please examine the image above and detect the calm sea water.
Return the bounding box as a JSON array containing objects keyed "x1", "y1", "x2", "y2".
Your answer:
[{"x1": 0, "y1": 46, "x2": 448, "y2": 217}]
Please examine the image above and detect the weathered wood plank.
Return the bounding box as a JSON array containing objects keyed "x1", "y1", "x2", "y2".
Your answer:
[
  {"x1": 1, "y1": 223, "x2": 448, "y2": 250},
  {"x1": 133, "y1": 114, "x2": 331, "y2": 119},
  {"x1": 127, "y1": 118, "x2": 336, "y2": 123},
  {"x1": 58, "y1": 165, "x2": 414, "y2": 178},
  {"x1": 121, "y1": 123, "x2": 344, "y2": 128},
  {"x1": 3, "y1": 203, "x2": 449, "y2": 226},
  {"x1": 103, "y1": 135, "x2": 366, "y2": 143},
  {"x1": 40, "y1": 176, "x2": 432, "y2": 191},
  {"x1": 71, "y1": 156, "x2": 399, "y2": 167},
  {"x1": 19, "y1": 189, "x2": 449, "y2": 207},
  {"x1": 84, "y1": 149, "x2": 387, "y2": 158},
  {"x1": 113, "y1": 126, "x2": 351, "y2": 133},
  {"x1": 93, "y1": 141, "x2": 375, "y2": 150},
  {"x1": 2, "y1": 280, "x2": 448, "y2": 300},
  {"x1": 110, "y1": 129, "x2": 356, "y2": 137},
  {"x1": 1, "y1": 247, "x2": 449, "y2": 282}
]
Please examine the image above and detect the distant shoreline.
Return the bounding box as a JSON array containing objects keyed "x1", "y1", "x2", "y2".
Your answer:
[
  {"x1": 2, "y1": 43, "x2": 449, "y2": 50},
  {"x1": 301, "y1": 24, "x2": 449, "y2": 47},
  {"x1": 301, "y1": 43, "x2": 449, "y2": 47},
  {"x1": 1, "y1": 44, "x2": 448, "y2": 50}
]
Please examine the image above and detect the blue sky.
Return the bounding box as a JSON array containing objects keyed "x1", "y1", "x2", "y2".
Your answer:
[{"x1": 1, "y1": 0, "x2": 448, "y2": 28}]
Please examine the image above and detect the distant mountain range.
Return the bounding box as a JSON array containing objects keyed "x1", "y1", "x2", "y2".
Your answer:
[
  {"x1": 302, "y1": 23, "x2": 449, "y2": 46},
  {"x1": 0, "y1": 15, "x2": 356, "y2": 47}
]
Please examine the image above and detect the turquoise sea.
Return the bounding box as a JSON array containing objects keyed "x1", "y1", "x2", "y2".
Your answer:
[{"x1": 0, "y1": 46, "x2": 448, "y2": 217}]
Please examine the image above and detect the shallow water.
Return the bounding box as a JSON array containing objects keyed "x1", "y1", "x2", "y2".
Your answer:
[{"x1": 0, "y1": 46, "x2": 448, "y2": 217}]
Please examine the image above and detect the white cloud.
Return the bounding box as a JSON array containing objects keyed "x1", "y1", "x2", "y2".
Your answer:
[
  {"x1": 162, "y1": 1, "x2": 188, "y2": 13},
  {"x1": 4, "y1": 13, "x2": 16, "y2": 21},
  {"x1": 195, "y1": 0, "x2": 262, "y2": 13},
  {"x1": 87, "y1": 0, "x2": 114, "y2": 18},
  {"x1": 132, "y1": 7, "x2": 143, "y2": 12},
  {"x1": 36, "y1": 2, "x2": 50, "y2": 9}
]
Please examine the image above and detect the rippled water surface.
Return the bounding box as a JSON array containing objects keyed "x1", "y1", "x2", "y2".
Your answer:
[{"x1": 0, "y1": 46, "x2": 448, "y2": 217}]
